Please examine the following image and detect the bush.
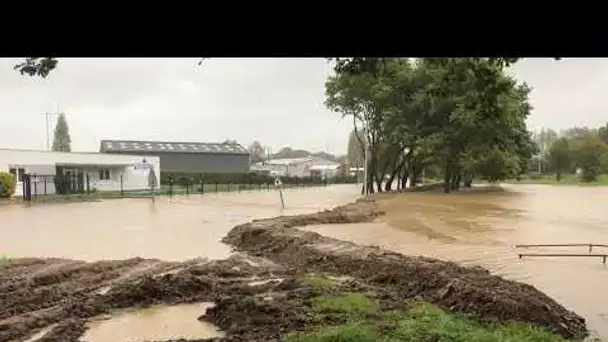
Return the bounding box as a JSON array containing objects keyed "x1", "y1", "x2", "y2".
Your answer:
[
  {"x1": 0, "y1": 172, "x2": 16, "y2": 198},
  {"x1": 159, "y1": 171, "x2": 357, "y2": 186}
]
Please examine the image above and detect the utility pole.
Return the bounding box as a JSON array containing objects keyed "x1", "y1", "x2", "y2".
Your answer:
[{"x1": 42, "y1": 111, "x2": 63, "y2": 151}]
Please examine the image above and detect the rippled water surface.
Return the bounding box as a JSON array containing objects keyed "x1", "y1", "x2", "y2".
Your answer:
[{"x1": 305, "y1": 184, "x2": 608, "y2": 338}]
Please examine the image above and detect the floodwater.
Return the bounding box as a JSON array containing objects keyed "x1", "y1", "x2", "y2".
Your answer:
[
  {"x1": 0, "y1": 184, "x2": 361, "y2": 261},
  {"x1": 81, "y1": 302, "x2": 222, "y2": 342},
  {"x1": 305, "y1": 184, "x2": 608, "y2": 338}
]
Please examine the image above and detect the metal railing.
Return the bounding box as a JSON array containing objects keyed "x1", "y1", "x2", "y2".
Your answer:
[{"x1": 515, "y1": 244, "x2": 608, "y2": 264}]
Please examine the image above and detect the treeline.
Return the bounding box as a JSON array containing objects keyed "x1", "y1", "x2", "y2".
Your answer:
[
  {"x1": 326, "y1": 58, "x2": 535, "y2": 194},
  {"x1": 537, "y1": 123, "x2": 608, "y2": 181}
]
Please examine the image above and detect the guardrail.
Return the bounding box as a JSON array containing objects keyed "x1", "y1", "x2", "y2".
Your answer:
[
  {"x1": 515, "y1": 244, "x2": 608, "y2": 253},
  {"x1": 518, "y1": 253, "x2": 608, "y2": 264},
  {"x1": 515, "y1": 244, "x2": 608, "y2": 264}
]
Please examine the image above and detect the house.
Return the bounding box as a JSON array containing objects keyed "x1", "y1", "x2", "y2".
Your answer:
[
  {"x1": 0, "y1": 149, "x2": 160, "y2": 197},
  {"x1": 252, "y1": 157, "x2": 341, "y2": 179},
  {"x1": 100, "y1": 140, "x2": 250, "y2": 174}
]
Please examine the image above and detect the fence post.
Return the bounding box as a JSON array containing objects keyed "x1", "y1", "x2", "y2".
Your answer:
[
  {"x1": 215, "y1": 182, "x2": 218, "y2": 193},
  {"x1": 33, "y1": 174, "x2": 37, "y2": 199},
  {"x1": 186, "y1": 182, "x2": 189, "y2": 195},
  {"x1": 169, "y1": 178, "x2": 173, "y2": 197},
  {"x1": 120, "y1": 175, "x2": 124, "y2": 197},
  {"x1": 86, "y1": 173, "x2": 90, "y2": 194},
  {"x1": 44, "y1": 176, "x2": 47, "y2": 195},
  {"x1": 200, "y1": 174, "x2": 204, "y2": 194}
]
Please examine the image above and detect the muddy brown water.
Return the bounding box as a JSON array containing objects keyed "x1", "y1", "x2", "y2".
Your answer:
[
  {"x1": 3, "y1": 183, "x2": 608, "y2": 339},
  {"x1": 0, "y1": 185, "x2": 361, "y2": 261},
  {"x1": 305, "y1": 184, "x2": 608, "y2": 338}
]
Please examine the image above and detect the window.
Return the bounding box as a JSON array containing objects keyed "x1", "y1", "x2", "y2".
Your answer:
[
  {"x1": 99, "y1": 168, "x2": 111, "y2": 180},
  {"x1": 9, "y1": 167, "x2": 25, "y2": 182}
]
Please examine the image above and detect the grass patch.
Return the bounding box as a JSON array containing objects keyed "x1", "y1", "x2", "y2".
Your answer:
[
  {"x1": 302, "y1": 274, "x2": 339, "y2": 287},
  {"x1": 313, "y1": 293, "x2": 379, "y2": 316},
  {"x1": 287, "y1": 297, "x2": 572, "y2": 342},
  {"x1": 0, "y1": 256, "x2": 9, "y2": 264}
]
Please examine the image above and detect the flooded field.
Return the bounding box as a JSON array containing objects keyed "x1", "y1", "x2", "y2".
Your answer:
[
  {"x1": 304, "y1": 184, "x2": 608, "y2": 338},
  {"x1": 0, "y1": 184, "x2": 361, "y2": 261}
]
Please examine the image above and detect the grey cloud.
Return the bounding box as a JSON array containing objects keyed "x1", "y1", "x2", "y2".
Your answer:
[{"x1": 1, "y1": 58, "x2": 607, "y2": 156}]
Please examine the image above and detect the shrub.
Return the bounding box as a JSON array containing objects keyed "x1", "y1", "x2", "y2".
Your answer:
[{"x1": 0, "y1": 172, "x2": 16, "y2": 198}]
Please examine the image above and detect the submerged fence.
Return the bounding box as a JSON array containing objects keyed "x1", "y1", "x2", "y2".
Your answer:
[{"x1": 18, "y1": 172, "x2": 358, "y2": 203}]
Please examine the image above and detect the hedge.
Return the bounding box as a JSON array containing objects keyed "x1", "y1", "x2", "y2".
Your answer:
[
  {"x1": 160, "y1": 172, "x2": 357, "y2": 186},
  {"x1": 0, "y1": 172, "x2": 16, "y2": 198}
]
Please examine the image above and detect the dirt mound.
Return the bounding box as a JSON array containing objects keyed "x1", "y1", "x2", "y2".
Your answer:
[{"x1": 222, "y1": 200, "x2": 588, "y2": 340}]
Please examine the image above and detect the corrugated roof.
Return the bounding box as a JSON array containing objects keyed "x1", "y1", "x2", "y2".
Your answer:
[{"x1": 100, "y1": 140, "x2": 249, "y2": 155}]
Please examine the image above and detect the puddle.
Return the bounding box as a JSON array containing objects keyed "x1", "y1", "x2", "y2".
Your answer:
[
  {"x1": 248, "y1": 278, "x2": 284, "y2": 286},
  {"x1": 80, "y1": 302, "x2": 223, "y2": 342},
  {"x1": 21, "y1": 324, "x2": 57, "y2": 342}
]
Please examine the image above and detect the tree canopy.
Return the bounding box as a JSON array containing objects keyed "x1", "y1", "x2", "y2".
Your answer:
[
  {"x1": 52, "y1": 114, "x2": 72, "y2": 152},
  {"x1": 325, "y1": 58, "x2": 536, "y2": 193}
]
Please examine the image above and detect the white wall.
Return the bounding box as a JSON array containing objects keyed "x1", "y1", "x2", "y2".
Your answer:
[{"x1": 0, "y1": 149, "x2": 160, "y2": 196}]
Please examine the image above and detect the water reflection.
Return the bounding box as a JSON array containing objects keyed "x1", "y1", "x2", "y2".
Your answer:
[{"x1": 304, "y1": 184, "x2": 608, "y2": 338}]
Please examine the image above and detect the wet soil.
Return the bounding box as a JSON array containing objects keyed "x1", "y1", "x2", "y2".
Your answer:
[{"x1": 0, "y1": 197, "x2": 589, "y2": 341}]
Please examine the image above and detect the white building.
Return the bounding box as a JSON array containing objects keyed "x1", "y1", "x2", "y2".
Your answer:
[
  {"x1": 251, "y1": 157, "x2": 341, "y2": 179},
  {"x1": 0, "y1": 149, "x2": 160, "y2": 197}
]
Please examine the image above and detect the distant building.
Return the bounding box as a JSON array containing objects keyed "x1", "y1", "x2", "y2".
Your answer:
[
  {"x1": 100, "y1": 140, "x2": 250, "y2": 174},
  {"x1": 251, "y1": 157, "x2": 341, "y2": 178},
  {"x1": 0, "y1": 149, "x2": 160, "y2": 197}
]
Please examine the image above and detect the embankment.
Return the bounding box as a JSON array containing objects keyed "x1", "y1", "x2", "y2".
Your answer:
[{"x1": 223, "y1": 197, "x2": 588, "y2": 339}]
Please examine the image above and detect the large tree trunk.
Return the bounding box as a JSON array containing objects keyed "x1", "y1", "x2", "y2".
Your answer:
[
  {"x1": 443, "y1": 165, "x2": 451, "y2": 193},
  {"x1": 385, "y1": 160, "x2": 405, "y2": 192}
]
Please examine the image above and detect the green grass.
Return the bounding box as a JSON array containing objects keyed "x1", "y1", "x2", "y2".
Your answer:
[
  {"x1": 0, "y1": 256, "x2": 9, "y2": 264},
  {"x1": 287, "y1": 294, "x2": 572, "y2": 342},
  {"x1": 313, "y1": 293, "x2": 379, "y2": 316},
  {"x1": 506, "y1": 173, "x2": 608, "y2": 186},
  {"x1": 301, "y1": 274, "x2": 340, "y2": 287}
]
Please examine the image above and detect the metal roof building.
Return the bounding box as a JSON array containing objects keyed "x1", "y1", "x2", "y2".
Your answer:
[{"x1": 100, "y1": 140, "x2": 250, "y2": 174}]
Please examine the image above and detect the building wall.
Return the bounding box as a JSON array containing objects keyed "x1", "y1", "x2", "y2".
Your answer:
[
  {"x1": 0, "y1": 149, "x2": 160, "y2": 197},
  {"x1": 105, "y1": 151, "x2": 250, "y2": 174}
]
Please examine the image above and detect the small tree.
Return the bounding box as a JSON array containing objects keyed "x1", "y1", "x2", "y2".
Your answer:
[
  {"x1": 571, "y1": 133, "x2": 608, "y2": 182},
  {"x1": 52, "y1": 114, "x2": 71, "y2": 152},
  {"x1": 0, "y1": 172, "x2": 16, "y2": 198},
  {"x1": 547, "y1": 137, "x2": 572, "y2": 181}
]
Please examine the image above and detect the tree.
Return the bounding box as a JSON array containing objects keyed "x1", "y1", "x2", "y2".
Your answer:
[
  {"x1": 14, "y1": 58, "x2": 58, "y2": 78},
  {"x1": 52, "y1": 114, "x2": 72, "y2": 152},
  {"x1": 547, "y1": 137, "x2": 572, "y2": 181},
  {"x1": 598, "y1": 122, "x2": 608, "y2": 144},
  {"x1": 346, "y1": 130, "x2": 365, "y2": 168},
  {"x1": 570, "y1": 133, "x2": 608, "y2": 182},
  {"x1": 248, "y1": 141, "x2": 266, "y2": 163}
]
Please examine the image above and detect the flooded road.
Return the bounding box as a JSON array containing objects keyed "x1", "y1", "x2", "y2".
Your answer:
[
  {"x1": 305, "y1": 184, "x2": 608, "y2": 338},
  {"x1": 0, "y1": 184, "x2": 360, "y2": 261}
]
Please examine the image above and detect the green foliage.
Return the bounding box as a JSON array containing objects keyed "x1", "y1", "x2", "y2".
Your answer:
[
  {"x1": 598, "y1": 122, "x2": 608, "y2": 144},
  {"x1": 52, "y1": 114, "x2": 71, "y2": 152},
  {"x1": 570, "y1": 132, "x2": 608, "y2": 182},
  {"x1": 0, "y1": 172, "x2": 16, "y2": 198},
  {"x1": 287, "y1": 301, "x2": 568, "y2": 342},
  {"x1": 547, "y1": 137, "x2": 572, "y2": 180},
  {"x1": 325, "y1": 58, "x2": 535, "y2": 193},
  {"x1": 14, "y1": 58, "x2": 58, "y2": 78}
]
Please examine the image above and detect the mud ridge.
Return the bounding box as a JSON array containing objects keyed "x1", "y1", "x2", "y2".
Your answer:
[{"x1": 222, "y1": 198, "x2": 588, "y2": 339}]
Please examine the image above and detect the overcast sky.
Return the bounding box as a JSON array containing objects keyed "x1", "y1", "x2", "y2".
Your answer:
[{"x1": 0, "y1": 58, "x2": 606, "y2": 155}]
